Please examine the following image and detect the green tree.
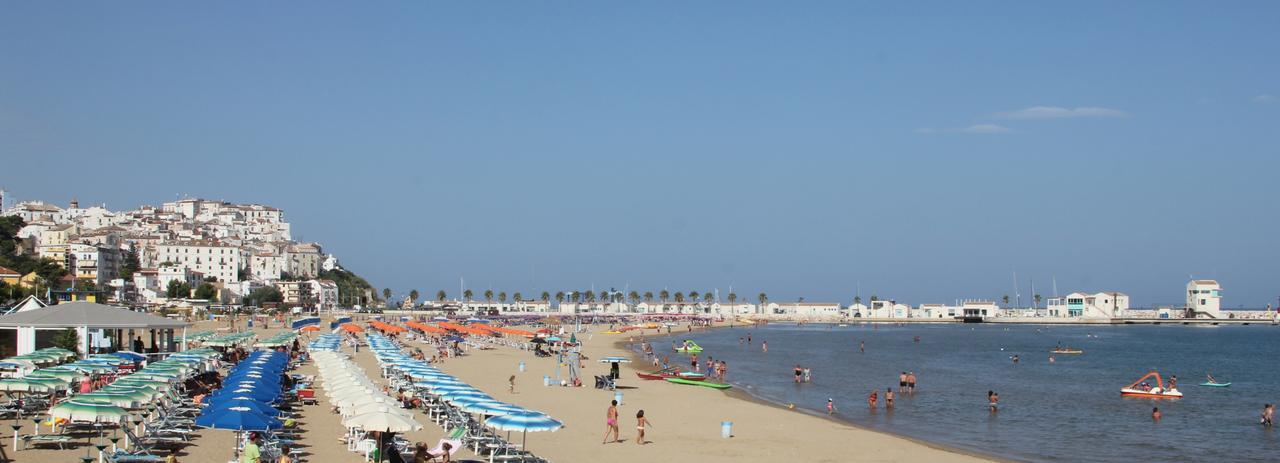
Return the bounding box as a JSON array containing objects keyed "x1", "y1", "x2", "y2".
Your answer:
[
  {"x1": 409, "y1": 289, "x2": 420, "y2": 304},
  {"x1": 644, "y1": 291, "x2": 654, "y2": 303},
  {"x1": 463, "y1": 289, "x2": 473, "y2": 301},
  {"x1": 688, "y1": 291, "x2": 700, "y2": 302},
  {"x1": 242, "y1": 286, "x2": 283, "y2": 307},
  {"x1": 166, "y1": 279, "x2": 192, "y2": 299},
  {"x1": 554, "y1": 291, "x2": 564, "y2": 303},
  {"x1": 674, "y1": 292, "x2": 685, "y2": 303},
  {"x1": 1034, "y1": 294, "x2": 1042, "y2": 307},
  {"x1": 728, "y1": 292, "x2": 737, "y2": 305},
  {"x1": 584, "y1": 290, "x2": 595, "y2": 302},
  {"x1": 854, "y1": 295, "x2": 862, "y2": 305},
  {"x1": 436, "y1": 290, "x2": 447, "y2": 301},
  {"x1": 758, "y1": 292, "x2": 768, "y2": 305},
  {"x1": 512, "y1": 292, "x2": 522, "y2": 302},
  {"x1": 194, "y1": 283, "x2": 219, "y2": 301},
  {"x1": 120, "y1": 250, "x2": 141, "y2": 280},
  {"x1": 1001, "y1": 295, "x2": 1010, "y2": 305},
  {"x1": 383, "y1": 288, "x2": 392, "y2": 300},
  {"x1": 628, "y1": 291, "x2": 640, "y2": 305},
  {"x1": 704, "y1": 291, "x2": 713, "y2": 303},
  {"x1": 541, "y1": 291, "x2": 550, "y2": 302},
  {"x1": 659, "y1": 290, "x2": 669, "y2": 302},
  {"x1": 50, "y1": 328, "x2": 80, "y2": 358},
  {"x1": 498, "y1": 291, "x2": 507, "y2": 304}
]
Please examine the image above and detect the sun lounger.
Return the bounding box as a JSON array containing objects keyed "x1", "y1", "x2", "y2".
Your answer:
[
  {"x1": 24, "y1": 434, "x2": 73, "y2": 449},
  {"x1": 107, "y1": 451, "x2": 166, "y2": 463}
]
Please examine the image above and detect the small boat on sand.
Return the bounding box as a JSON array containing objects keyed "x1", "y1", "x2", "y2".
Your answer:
[
  {"x1": 665, "y1": 377, "x2": 732, "y2": 389},
  {"x1": 1120, "y1": 371, "x2": 1182, "y2": 399}
]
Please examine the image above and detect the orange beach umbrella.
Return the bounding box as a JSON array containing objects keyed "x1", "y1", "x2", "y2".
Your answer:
[
  {"x1": 298, "y1": 325, "x2": 321, "y2": 333},
  {"x1": 339, "y1": 323, "x2": 365, "y2": 333}
]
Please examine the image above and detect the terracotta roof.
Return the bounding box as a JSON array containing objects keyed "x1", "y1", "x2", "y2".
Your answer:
[{"x1": 0, "y1": 266, "x2": 19, "y2": 276}]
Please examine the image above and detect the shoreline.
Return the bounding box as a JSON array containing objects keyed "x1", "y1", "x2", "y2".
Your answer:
[{"x1": 611, "y1": 335, "x2": 1008, "y2": 463}]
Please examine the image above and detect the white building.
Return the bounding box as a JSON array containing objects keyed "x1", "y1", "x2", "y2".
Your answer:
[
  {"x1": 310, "y1": 279, "x2": 340, "y2": 313},
  {"x1": 250, "y1": 251, "x2": 285, "y2": 280},
  {"x1": 68, "y1": 243, "x2": 122, "y2": 285},
  {"x1": 710, "y1": 302, "x2": 758, "y2": 315},
  {"x1": 854, "y1": 300, "x2": 911, "y2": 318},
  {"x1": 765, "y1": 302, "x2": 842, "y2": 317},
  {"x1": 285, "y1": 243, "x2": 322, "y2": 278},
  {"x1": 1046, "y1": 292, "x2": 1129, "y2": 318},
  {"x1": 913, "y1": 303, "x2": 958, "y2": 319},
  {"x1": 1187, "y1": 280, "x2": 1222, "y2": 318},
  {"x1": 154, "y1": 240, "x2": 242, "y2": 283}
]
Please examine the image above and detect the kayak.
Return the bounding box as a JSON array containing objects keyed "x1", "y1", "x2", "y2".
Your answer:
[
  {"x1": 1199, "y1": 382, "x2": 1232, "y2": 387},
  {"x1": 665, "y1": 378, "x2": 732, "y2": 389}
]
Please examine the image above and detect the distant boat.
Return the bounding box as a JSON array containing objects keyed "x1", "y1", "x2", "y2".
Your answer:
[{"x1": 1050, "y1": 347, "x2": 1083, "y2": 354}]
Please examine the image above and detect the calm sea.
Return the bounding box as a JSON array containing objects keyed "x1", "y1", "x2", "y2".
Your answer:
[{"x1": 666, "y1": 323, "x2": 1280, "y2": 462}]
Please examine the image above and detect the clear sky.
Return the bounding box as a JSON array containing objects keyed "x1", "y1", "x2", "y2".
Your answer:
[{"x1": 2, "y1": 2, "x2": 1277, "y2": 308}]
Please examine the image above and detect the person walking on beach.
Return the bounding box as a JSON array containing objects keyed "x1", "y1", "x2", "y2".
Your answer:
[
  {"x1": 885, "y1": 388, "x2": 895, "y2": 408},
  {"x1": 635, "y1": 410, "x2": 653, "y2": 444},
  {"x1": 747, "y1": 333, "x2": 752, "y2": 344},
  {"x1": 509, "y1": 375, "x2": 517, "y2": 394},
  {"x1": 603, "y1": 400, "x2": 620, "y2": 444}
]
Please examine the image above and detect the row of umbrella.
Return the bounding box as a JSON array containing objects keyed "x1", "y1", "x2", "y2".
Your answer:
[
  {"x1": 194, "y1": 350, "x2": 289, "y2": 432},
  {"x1": 365, "y1": 333, "x2": 562, "y2": 454},
  {"x1": 252, "y1": 332, "x2": 298, "y2": 349},
  {"x1": 308, "y1": 334, "x2": 342, "y2": 351},
  {"x1": 45, "y1": 348, "x2": 223, "y2": 425},
  {"x1": 202, "y1": 332, "x2": 256, "y2": 347}
]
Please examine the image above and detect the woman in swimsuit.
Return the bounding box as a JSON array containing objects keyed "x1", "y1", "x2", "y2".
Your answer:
[
  {"x1": 988, "y1": 391, "x2": 999, "y2": 412},
  {"x1": 635, "y1": 410, "x2": 653, "y2": 444},
  {"x1": 885, "y1": 388, "x2": 894, "y2": 408},
  {"x1": 794, "y1": 365, "x2": 803, "y2": 383},
  {"x1": 868, "y1": 390, "x2": 878, "y2": 408}
]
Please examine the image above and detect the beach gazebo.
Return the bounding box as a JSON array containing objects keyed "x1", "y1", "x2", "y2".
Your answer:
[{"x1": 0, "y1": 301, "x2": 191, "y2": 357}]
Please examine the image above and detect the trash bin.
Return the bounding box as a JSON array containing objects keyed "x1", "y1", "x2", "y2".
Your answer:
[
  {"x1": 721, "y1": 421, "x2": 732, "y2": 438},
  {"x1": 519, "y1": 362, "x2": 526, "y2": 372},
  {"x1": 543, "y1": 375, "x2": 550, "y2": 387}
]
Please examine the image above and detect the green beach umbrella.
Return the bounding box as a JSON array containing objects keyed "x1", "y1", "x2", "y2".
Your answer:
[
  {"x1": 49, "y1": 400, "x2": 129, "y2": 424},
  {"x1": 27, "y1": 369, "x2": 86, "y2": 381},
  {"x1": 77, "y1": 392, "x2": 144, "y2": 408},
  {"x1": 0, "y1": 378, "x2": 57, "y2": 393}
]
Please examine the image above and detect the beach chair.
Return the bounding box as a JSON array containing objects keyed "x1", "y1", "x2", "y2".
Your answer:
[
  {"x1": 23, "y1": 433, "x2": 72, "y2": 449},
  {"x1": 297, "y1": 388, "x2": 318, "y2": 405},
  {"x1": 426, "y1": 428, "x2": 465, "y2": 462}
]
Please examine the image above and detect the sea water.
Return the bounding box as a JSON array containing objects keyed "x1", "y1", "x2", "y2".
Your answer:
[{"x1": 670, "y1": 323, "x2": 1280, "y2": 462}]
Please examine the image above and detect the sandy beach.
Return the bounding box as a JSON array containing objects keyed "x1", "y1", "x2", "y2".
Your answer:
[{"x1": 5, "y1": 318, "x2": 990, "y2": 463}]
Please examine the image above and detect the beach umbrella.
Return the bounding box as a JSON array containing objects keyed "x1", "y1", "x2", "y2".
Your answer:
[
  {"x1": 298, "y1": 325, "x2": 321, "y2": 333},
  {"x1": 27, "y1": 369, "x2": 86, "y2": 381},
  {"x1": 110, "y1": 351, "x2": 148, "y2": 362},
  {"x1": 598, "y1": 356, "x2": 632, "y2": 363},
  {"x1": 343, "y1": 407, "x2": 422, "y2": 432},
  {"x1": 439, "y1": 390, "x2": 493, "y2": 403},
  {"x1": 484, "y1": 410, "x2": 563, "y2": 454},
  {"x1": 343, "y1": 400, "x2": 411, "y2": 418},
  {"x1": 0, "y1": 378, "x2": 56, "y2": 393},
  {"x1": 49, "y1": 400, "x2": 129, "y2": 424},
  {"x1": 195, "y1": 407, "x2": 283, "y2": 431},
  {"x1": 454, "y1": 399, "x2": 524, "y2": 416},
  {"x1": 75, "y1": 392, "x2": 143, "y2": 409},
  {"x1": 204, "y1": 399, "x2": 280, "y2": 417}
]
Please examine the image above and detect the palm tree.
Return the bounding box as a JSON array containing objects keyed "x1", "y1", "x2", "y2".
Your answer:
[
  {"x1": 854, "y1": 295, "x2": 862, "y2": 305},
  {"x1": 628, "y1": 291, "x2": 640, "y2": 305},
  {"x1": 484, "y1": 289, "x2": 494, "y2": 303},
  {"x1": 436, "y1": 290, "x2": 446, "y2": 301},
  {"x1": 728, "y1": 292, "x2": 737, "y2": 305},
  {"x1": 1001, "y1": 295, "x2": 1010, "y2": 305},
  {"x1": 688, "y1": 291, "x2": 700, "y2": 302},
  {"x1": 758, "y1": 292, "x2": 768, "y2": 306},
  {"x1": 644, "y1": 291, "x2": 654, "y2": 303},
  {"x1": 382, "y1": 288, "x2": 392, "y2": 300},
  {"x1": 555, "y1": 291, "x2": 565, "y2": 303},
  {"x1": 584, "y1": 290, "x2": 595, "y2": 302},
  {"x1": 571, "y1": 292, "x2": 581, "y2": 303},
  {"x1": 541, "y1": 291, "x2": 551, "y2": 302},
  {"x1": 674, "y1": 292, "x2": 685, "y2": 303},
  {"x1": 659, "y1": 290, "x2": 669, "y2": 302},
  {"x1": 1033, "y1": 294, "x2": 1042, "y2": 307},
  {"x1": 870, "y1": 295, "x2": 879, "y2": 302},
  {"x1": 409, "y1": 290, "x2": 419, "y2": 305},
  {"x1": 703, "y1": 292, "x2": 713, "y2": 303},
  {"x1": 463, "y1": 289, "x2": 473, "y2": 301},
  {"x1": 513, "y1": 292, "x2": 522, "y2": 302},
  {"x1": 498, "y1": 292, "x2": 507, "y2": 303}
]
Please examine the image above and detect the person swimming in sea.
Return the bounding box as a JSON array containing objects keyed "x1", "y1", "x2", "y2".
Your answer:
[
  {"x1": 885, "y1": 388, "x2": 894, "y2": 408},
  {"x1": 988, "y1": 390, "x2": 999, "y2": 412},
  {"x1": 868, "y1": 390, "x2": 878, "y2": 408}
]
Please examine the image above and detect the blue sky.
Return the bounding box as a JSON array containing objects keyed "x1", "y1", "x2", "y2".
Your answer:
[{"x1": 2, "y1": 2, "x2": 1277, "y2": 307}]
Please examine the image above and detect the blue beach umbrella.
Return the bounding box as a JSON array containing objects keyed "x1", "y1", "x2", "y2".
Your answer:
[
  {"x1": 454, "y1": 398, "x2": 524, "y2": 416},
  {"x1": 204, "y1": 399, "x2": 280, "y2": 417},
  {"x1": 195, "y1": 407, "x2": 283, "y2": 431},
  {"x1": 483, "y1": 410, "x2": 564, "y2": 453}
]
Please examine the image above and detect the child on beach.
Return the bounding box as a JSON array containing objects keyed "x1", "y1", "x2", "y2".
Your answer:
[
  {"x1": 635, "y1": 410, "x2": 653, "y2": 444},
  {"x1": 509, "y1": 375, "x2": 516, "y2": 394},
  {"x1": 603, "y1": 400, "x2": 620, "y2": 444}
]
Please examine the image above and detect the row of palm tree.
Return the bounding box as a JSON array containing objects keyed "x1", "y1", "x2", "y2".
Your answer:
[{"x1": 384, "y1": 288, "x2": 771, "y2": 307}]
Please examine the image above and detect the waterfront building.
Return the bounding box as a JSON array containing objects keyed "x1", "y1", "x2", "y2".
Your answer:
[
  {"x1": 710, "y1": 302, "x2": 758, "y2": 315},
  {"x1": 1186, "y1": 279, "x2": 1222, "y2": 318},
  {"x1": 1045, "y1": 292, "x2": 1129, "y2": 318},
  {"x1": 765, "y1": 302, "x2": 842, "y2": 317},
  {"x1": 914, "y1": 303, "x2": 957, "y2": 319}
]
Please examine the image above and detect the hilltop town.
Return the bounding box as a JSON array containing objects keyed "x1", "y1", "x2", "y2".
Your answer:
[{"x1": 0, "y1": 194, "x2": 376, "y2": 312}]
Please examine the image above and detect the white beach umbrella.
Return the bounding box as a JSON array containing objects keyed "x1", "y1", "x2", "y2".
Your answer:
[{"x1": 343, "y1": 408, "x2": 422, "y2": 432}]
